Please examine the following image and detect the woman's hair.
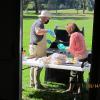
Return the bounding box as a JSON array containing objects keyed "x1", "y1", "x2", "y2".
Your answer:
[
  {"x1": 67, "y1": 23, "x2": 81, "y2": 34},
  {"x1": 73, "y1": 23, "x2": 80, "y2": 33}
]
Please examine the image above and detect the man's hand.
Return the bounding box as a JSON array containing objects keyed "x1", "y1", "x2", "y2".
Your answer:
[
  {"x1": 47, "y1": 29, "x2": 56, "y2": 38},
  {"x1": 35, "y1": 26, "x2": 47, "y2": 35}
]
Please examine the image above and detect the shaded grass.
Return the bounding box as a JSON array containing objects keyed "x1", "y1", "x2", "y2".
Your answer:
[{"x1": 22, "y1": 82, "x2": 89, "y2": 100}]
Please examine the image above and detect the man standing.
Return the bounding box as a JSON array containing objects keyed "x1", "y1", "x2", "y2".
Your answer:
[{"x1": 29, "y1": 10, "x2": 51, "y2": 89}]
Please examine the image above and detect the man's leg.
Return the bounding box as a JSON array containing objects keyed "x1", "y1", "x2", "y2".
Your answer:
[
  {"x1": 30, "y1": 67, "x2": 35, "y2": 87},
  {"x1": 65, "y1": 71, "x2": 77, "y2": 92},
  {"x1": 29, "y1": 44, "x2": 37, "y2": 87},
  {"x1": 34, "y1": 67, "x2": 42, "y2": 89},
  {"x1": 32, "y1": 33, "x2": 46, "y2": 89}
]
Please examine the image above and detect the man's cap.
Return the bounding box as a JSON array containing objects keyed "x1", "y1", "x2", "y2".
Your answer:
[{"x1": 38, "y1": 10, "x2": 51, "y2": 18}]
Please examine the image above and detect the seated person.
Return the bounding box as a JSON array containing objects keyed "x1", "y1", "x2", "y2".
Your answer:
[{"x1": 65, "y1": 23, "x2": 88, "y2": 93}]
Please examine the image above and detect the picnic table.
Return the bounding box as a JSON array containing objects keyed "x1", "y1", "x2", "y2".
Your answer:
[{"x1": 22, "y1": 57, "x2": 91, "y2": 72}]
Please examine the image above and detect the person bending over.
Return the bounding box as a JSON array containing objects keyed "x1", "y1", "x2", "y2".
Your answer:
[{"x1": 65, "y1": 23, "x2": 88, "y2": 93}]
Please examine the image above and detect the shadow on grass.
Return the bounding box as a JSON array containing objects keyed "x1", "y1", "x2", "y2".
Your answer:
[
  {"x1": 27, "y1": 89, "x2": 88, "y2": 100},
  {"x1": 52, "y1": 12, "x2": 93, "y2": 16},
  {"x1": 24, "y1": 83, "x2": 89, "y2": 100},
  {"x1": 23, "y1": 81, "x2": 90, "y2": 100},
  {"x1": 23, "y1": 15, "x2": 38, "y2": 20},
  {"x1": 28, "y1": 89, "x2": 72, "y2": 100},
  {"x1": 52, "y1": 13, "x2": 86, "y2": 16},
  {"x1": 52, "y1": 16, "x2": 90, "y2": 20},
  {"x1": 23, "y1": 82, "x2": 89, "y2": 100},
  {"x1": 23, "y1": 15, "x2": 90, "y2": 20}
]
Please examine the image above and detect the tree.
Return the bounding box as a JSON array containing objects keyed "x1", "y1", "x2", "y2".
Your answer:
[
  {"x1": 74, "y1": 0, "x2": 80, "y2": 14},
  {"x1": 23, "y1": 0, "x2": 30, "y2": 10},
  {"x1": 82, "y1": 0, "x2": 87, "y2": 14},
  {"x1": 33, "y1": 0, "x2": 39, "y2": 14},
  {"x1": 47, "y1": 0, "x2": 58, "y2": 14},
  {"x1": 88, "y1": 0, "x2": 95, "y2": 11}
]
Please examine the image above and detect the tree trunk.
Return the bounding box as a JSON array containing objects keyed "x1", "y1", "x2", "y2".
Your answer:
[
  {"x1": 34, "y1": 0, "x2": 39, "y2": 14},
  {"x1": 77, "y1": 9, "x2": 78, "y2": 14},
  {"x1": 56, "y1": 0, "x2": 57, "y2": 14},
  {"x1": 82, "y1": 0, "x2": 86, "y2": 14}
]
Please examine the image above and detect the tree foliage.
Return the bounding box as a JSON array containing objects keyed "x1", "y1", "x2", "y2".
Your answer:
[{"x1": 23, "y1": 0, "x2": 95, "y2": 13}]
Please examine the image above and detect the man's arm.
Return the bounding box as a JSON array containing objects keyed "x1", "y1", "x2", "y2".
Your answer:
[{"x1": 35, "y1": 26, "x2": 47, "y2": 35}]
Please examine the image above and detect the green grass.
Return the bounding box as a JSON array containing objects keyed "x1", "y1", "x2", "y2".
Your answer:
[{"x1": 22, "y1": 9, "x2": 93, "y2": 100}]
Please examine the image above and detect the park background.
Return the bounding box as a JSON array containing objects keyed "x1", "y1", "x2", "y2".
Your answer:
[{"x1": 22, "y1": 0, "x2": 94, "y2": 100}]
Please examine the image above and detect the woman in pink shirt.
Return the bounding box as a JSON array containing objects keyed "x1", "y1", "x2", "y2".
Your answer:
[
  {"x1": 67, "y1": 23, "x2": 88, "y2": 60},
  {"x1": 65, "y1": 23, "x2": 88, "y2": 94}
]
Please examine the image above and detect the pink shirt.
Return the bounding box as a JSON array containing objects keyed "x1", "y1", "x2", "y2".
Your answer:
[{"x1": 68, "y1": 32, "x2": 87, "y2": 59}]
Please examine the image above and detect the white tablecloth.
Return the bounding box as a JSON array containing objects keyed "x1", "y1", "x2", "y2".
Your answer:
[{"x1": 23, "y1": 57, "x2": 90, "y2": 72}]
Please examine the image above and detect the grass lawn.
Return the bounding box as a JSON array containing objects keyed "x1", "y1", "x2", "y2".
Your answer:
[{"x1": 22, "y1": 9, "x2": 93, "y2": 100}]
